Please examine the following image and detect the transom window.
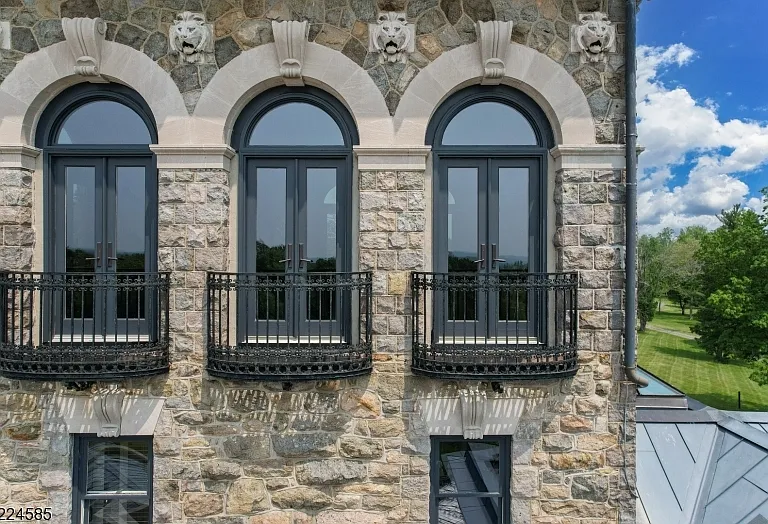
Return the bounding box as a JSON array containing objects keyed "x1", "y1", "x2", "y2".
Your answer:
[
  {"x1": 430, "y1": 436, "x2": 511, "y2": 523},
  {"x1": 72, "y1": 436, "x2": 153, "y2": 524},
  {"x1": 55, "y1": 100, "x2": 152, "y2": 145}
]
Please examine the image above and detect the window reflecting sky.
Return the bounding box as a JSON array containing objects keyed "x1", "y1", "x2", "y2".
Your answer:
[
  {"x1": 57, "y1": 101, "x2": 151, "y2": 145},
  {"x1": 249, "y1": 102, "x2": 345, "y2": 146},
  {"x1": 442, "y1": 102, "x2": 537, "y2": 146}
]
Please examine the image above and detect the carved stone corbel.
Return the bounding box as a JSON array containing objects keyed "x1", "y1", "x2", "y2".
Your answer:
[
  {"x1": 0, "y1": 20, "x2": 10, "y2": 51},
  {"x1": 476, "y1": 20, "x2": 514, "y2": 85},
  {"x1": 272, "y1": 20, "x2": 309, "y2": 86},
  {"x1": 62, "y1": 17, "x2": 108, "y2": 82},
  {"x1": 570, "y1": 12, "x2": 616, "y2": 64},
  {"x1": 92, "y1": 384, "x2": 126, "y2": 437},
  {"x1": 459, "y1": 385, "x2": 487, "y2": 439}
]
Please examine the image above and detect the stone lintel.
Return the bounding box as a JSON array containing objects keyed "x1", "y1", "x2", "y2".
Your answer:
[
  {"x1": 550, "y1": 144, "x2": 628, "y2": 171},
  {"x1": 150, "y1": 145, "x2": 236, "y2": 172},
  {"x1": 52, "y1": 394, "x2": 166, "y2": 436},
  {"x1": 354, "y1": 146, "x2": 431, "y2": 171},
  {"x1": 0, "y1": 145, "x2": 41, "y2": 170},
  {"x1": 416, "y1": 396, "x2": 527, "y2": 437}
]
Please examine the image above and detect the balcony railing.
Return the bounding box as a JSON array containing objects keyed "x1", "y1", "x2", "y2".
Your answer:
[
  {"x1": 0, "y1": 272, "x2": 170, "y2": 381},
  {"x1": 206, "y1": 272, "x2": 372, "y2": 381},
  {"x1": 411, "y1": 272, "x2": 578, "y2": 380}
]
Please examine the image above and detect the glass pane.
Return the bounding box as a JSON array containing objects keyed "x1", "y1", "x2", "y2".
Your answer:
[
  {"x1": 85, "y1": 500, "x2": 150, "y2": 524},
  {"x1": 86, "y1": 440, "x2": 150, "y2": 493},
  {"x1": 305, "y1": 168, "x2": 337, "y2": 321},
  {"x1": 255, "y1": 168, "x2": 287, "y2": 321},
  {"x1": 249, "y1": 102, "x2": 344, "y2": 146},
  {"x1": 448, "y1": 168, "x2": 478, "y2": 321},
  {"x1": 56, "y1": 101, "x2": 151, "y2": 145},
  {"x1": 115, "y1": 167, "x2": 146, "y2": 273},
  {"x1": 442, "y1": 102, "x2": 537, "y2": 146},
  {"x1": 438, "y1": 441, "x2": 501, "y2": 494},
  {"x1": 65, "y1": 167, "x2": 96, "y2": 320},
  {"x1": 437, "y1": 497, "x2": 500, "y2": 524},
  {"x1": 498, "y1": 168, "x2": 529, "y2": 321}
]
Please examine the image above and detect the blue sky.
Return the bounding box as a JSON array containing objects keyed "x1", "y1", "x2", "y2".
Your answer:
[{"x1": 635, "y1": 0, "x2": 768, "y2": 233}]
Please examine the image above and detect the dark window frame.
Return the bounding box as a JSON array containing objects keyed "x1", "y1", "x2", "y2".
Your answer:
[
  {"x1": 429, "y1": 435, "x2": 512, "y2": 524},
  {"x1": 232, "y1": 86, "x2": 359, "y2": 276},
  {"x1": 35, "y1": 83, "x2": 159, "y2": 276},
  {"x1": 72, "y1": 434, "x2": 154, "y2": 524}
]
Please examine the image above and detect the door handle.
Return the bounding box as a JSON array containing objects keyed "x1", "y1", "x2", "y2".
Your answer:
[
  {"x1": 85, "y1": 242, "x2": 102, "y2": 268},
  {"x1": 491, "y1": 244, "x2": 507, "y2": 268},
  {"x1": 473, "y1": 244, "x2": 486, "y2": 269},
  {"x1": 106, "y1": 242, "x2": 118, "y2": 268},
  {"x1": 279, "y1": 243, "x2": 293, "y2": 265},
  {"x1": 298, "y1": 243, "x2": 311, "y2": 269}
]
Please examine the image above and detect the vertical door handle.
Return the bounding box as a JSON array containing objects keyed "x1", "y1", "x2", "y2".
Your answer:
[
  {"x1": 298, "y1": 243, "x2": 311, "y2": 268},
  {"x1": 473, "y1": 244, "x2": 486, "y2": 269},
  {"x1": 85, "y1": 242, "x2": 102, "y2": 268},
  {"x1": 279, "y1": 243, "x2": 293, "y2": 266},
  {"x1": 491, "y1": 244, "x2": 506, "y2": 268},
  {"x1": 106, "y1": 242, "x2": 118, "y2": 268}
]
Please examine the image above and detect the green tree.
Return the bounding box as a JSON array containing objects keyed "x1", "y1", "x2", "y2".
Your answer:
[
  {"x1": 637, "y1": 233, "x2": 667, "y2": 330},
  {"x1": 692, "y1": 202, "x2": 768, "y2": 366},
  {"x1": 662, "y1": 236, "x2": 703, "y2": 318}
]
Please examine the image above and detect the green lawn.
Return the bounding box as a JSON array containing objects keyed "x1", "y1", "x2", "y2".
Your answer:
[
  {"x1": 638, "y1": 330, "x2": 768, "y2": 411},
  {"x1": 647, "y1": 309, "x2": 696, "y2": 335}
]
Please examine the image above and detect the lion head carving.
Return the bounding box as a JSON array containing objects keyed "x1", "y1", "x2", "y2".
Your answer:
[
  {"x1": 169, "y1": 11, "x2": 214, "y2": 64},
  {"x1": 369, "y1": 12, "x2": 415, "y2": 64},
  {"x1": 571, "y1": 12, "x2": 616, "y2": 63}
]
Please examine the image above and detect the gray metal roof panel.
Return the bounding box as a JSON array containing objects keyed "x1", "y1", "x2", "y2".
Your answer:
[
  {"x1": 702, "y1": 478, "x2": 768, "y2": 524},
  {"x1": 645, "y1": 423, "x2": 697, "y2": 505},
  {"x1": 709, "y1": 440, "x2": 767, "y2": 501}
]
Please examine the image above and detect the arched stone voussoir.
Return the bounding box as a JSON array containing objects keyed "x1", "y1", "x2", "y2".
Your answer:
[
  {"x1": 193, "y1": 42, "x2": 393, "y2": 146},
  {"x1": 0, "y1": 41, "x2": 189, "y2": 146},
  {"x1": 394, "y1": 42, "x2": 596, "y2": 147}
]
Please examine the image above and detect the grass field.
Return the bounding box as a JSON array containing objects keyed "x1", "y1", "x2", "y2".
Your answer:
[
  {"x1": 638, "y1": 330, "x2": 768, "y2": 411},
  {"x1": 647, "y1": 300, "x2": 697, "y2": 334}
]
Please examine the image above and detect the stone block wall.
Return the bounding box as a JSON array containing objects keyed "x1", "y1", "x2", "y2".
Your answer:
[{"x1": 0, "y1": 168, "x2": 34, "y2": 272}]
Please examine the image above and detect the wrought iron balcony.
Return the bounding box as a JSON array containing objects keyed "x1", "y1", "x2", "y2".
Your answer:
[
  {"x1": 206, "y1": 272, "x2": 372, "y2": 381},
  {"x1": 411, "y1": 272, "x2": 578, "y2": 380},
  {"x1": 0, "y1": 272, "x2": 170, "y2": 381}
]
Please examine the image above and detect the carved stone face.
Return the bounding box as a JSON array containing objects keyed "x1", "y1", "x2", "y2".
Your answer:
[
  {"x1": 169, "y1": 11, "x2": 213, "y2": 62},
  {"x1": 369, "y1": 12, "x2": 414, "y2": 63},
  {"x1": 575, "y1": 13, "x2": 615, "y2": 60}
]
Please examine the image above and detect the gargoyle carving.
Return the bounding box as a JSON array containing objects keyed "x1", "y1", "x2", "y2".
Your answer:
[
  {"x1": 0, "y1": 20, "x2": 10, "y2": 51},
  {"x1": 476, "y1": 20, "x2": 514, "y2": 85},
  {"x1": 272, "y1": 20, "x2": 309, "y2": 86},
  {"x1": 92, "y1": 384, "x2": 126, "y2": 438},
  {"x1": 169, "y1": 11, "x2": 214, "y2": 65},
  {"x1": 62, "y1": 17, "x2": 108, "y2": 81},
  {"x1": 459, "y1": 386, "x2": 487, "y2": 440},
  {"x1": 369, "y1": 12, "x2": 415, "y2": 64},
  {"x1": 570, "y1": 12, "x2": 616, "y2": 63}
]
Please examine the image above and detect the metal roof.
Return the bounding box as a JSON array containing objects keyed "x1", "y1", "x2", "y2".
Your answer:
[{"x1": 638, "y1": 409, "x2": 768, "y2": 524}]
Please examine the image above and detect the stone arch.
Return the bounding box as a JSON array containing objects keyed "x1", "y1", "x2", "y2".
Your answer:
[
  {"x1": 394, "y1": 42, "x2": 596, "y2": 147},
  {"x1": 0, "y1": 41, "x2": 189, "y2": 146},
  {"x1": 193, "y1": 42, "x2": 393, "y2": 146}
]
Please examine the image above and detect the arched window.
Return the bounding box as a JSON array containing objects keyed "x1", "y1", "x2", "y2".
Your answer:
[
  {"x1": 35, "y1": 83, "x2": 160, "y2": 344},
  {"x1": 211, "y1": 85, "x2": 368, "y2": 380}
]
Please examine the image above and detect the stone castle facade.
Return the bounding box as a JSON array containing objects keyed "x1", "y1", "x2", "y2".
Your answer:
[{"x1": 0, "y1": 0, "x2": 636, "y2": 523}]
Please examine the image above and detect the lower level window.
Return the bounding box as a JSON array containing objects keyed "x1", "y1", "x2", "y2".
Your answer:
[
  {"x1": 430, "y1": 436, "x2": 511, "y2": 524},
  {"x1": 73, "y1": 436, "x2": 153, "y2": 524}
]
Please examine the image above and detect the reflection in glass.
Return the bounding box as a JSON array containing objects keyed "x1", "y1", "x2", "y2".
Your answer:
[
  {"x1": 56, "y1": 101, "x2": 152, "y2": 145},
  {"x1": 85, "y1": 500, "x2": 150, "y2": 524},
  {"x1": 116, "y1": 167, "x2": 147, "y2": 321},
  {"x1": 437, "y1": 497, "x2": 497, "y2": 524},
  {"x1": 498, "y1": 168, "x2": 529, "y2": 321},
  {"x1": 305, "y1": 168, "x2": 338, "y2": 321},
  {"x1": 448, "y1": 168, "x2": 478, "y2": 321},
  {"x1": 438, "y1": 441, "x2": 501, "y2": 494},
  {"x1": 442, "y1": 102, "x2": 537, "y2": 146},
  {"x1": 255, "y1": 168, "x2": 287, "y2": 321},
  {"x1": 86, "y1": 441, "x2": 150, "y2": 492},
  {"x1": 65, "y1": 167, "x2": 96, "y2": 320},
  {"x1": 249, "y1": 103, "x2": 344, "y2": 146}
]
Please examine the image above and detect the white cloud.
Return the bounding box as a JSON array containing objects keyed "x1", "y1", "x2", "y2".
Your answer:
[{"x1": 637, "y1": 44, "x2": 768, "y2": 235}]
